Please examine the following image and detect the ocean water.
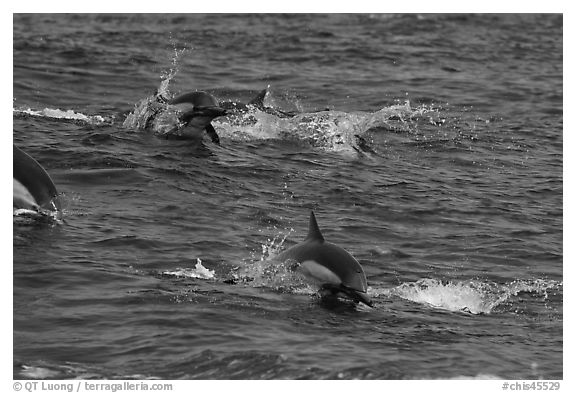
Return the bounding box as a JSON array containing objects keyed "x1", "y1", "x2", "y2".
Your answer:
[{"x1": 12, "y1": 13, "x2": 563, "y2": 380}]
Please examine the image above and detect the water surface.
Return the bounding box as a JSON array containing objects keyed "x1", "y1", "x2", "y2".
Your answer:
[{"x1": 13, "y1": 13, "x2": 563, "y2": 379}]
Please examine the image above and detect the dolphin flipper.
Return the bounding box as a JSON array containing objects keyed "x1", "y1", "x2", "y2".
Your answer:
[{"x1": 205, "y1": 124, "x2": 220, "y2": 145}]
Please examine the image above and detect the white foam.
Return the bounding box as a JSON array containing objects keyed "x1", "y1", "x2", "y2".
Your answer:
[
  {"x1": 162, "y1": 258, "x2": 215, "y2": 280},
  {"x1": 13, "y1": 107, "x2": 109, "y2": 124},
  {"x1": 217, "y1": 99, "x2": 437, "y2": 154},
  {"x1": 20, "y1": 365, "x2": 61, "y2": 379},
  {"x1": 379, "y1": 278, "x2": 562, "y2": 314}
]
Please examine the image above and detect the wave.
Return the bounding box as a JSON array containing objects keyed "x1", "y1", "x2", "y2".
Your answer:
[
  {"x1": 154, "y1": 231, "x2": 562, "y2": 316},
  {"x1": 123, "y1": 87, "x2": 439, "y2": 155},
  {"x1": 161, "y1": 259, "x2": 216, "y2": 280},
  {"x1": 232, "y1": 229, "x2": 317, "y2": 295},
  {"x1": 377, "y1": 277, "x2": 562, "y2": 314},
  {"x1": 13, "y1": 107, "x2": 113, "y2": 125},
  {"x1": 234, "y1": 264, "x2": 561, "y2": 314},
  {"x1": 157, "y1": 230, "x2": 319, "y2": 295},
  {"x1": 17, "y1": 361, "x2": 158, "y2": 380},
  {"x1": 120, "y1": 47, "x2": 443, "y2": 155},
  {"x1": 13, "y1": 206, "x2": 63, "y2": 225}
]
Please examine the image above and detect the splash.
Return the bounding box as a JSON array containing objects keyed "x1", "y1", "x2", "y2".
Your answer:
[
  {"x1": 122, "y1": 44, "x2": 187, "y2": 132},
  {"x1": 217, "y1": 98, "x2": 435, "y2": 154},
  {"x1": 162, "y1": 258, "x2": 215, "y2": 280},
  {"x1": 13, "y1": 205, "x2": 63, "y2": 224},
  {"x1": 18, "y1": 361, "x2": 157, "y2": 380},
  {"x1": 158, "y1": 40, "x2": 187, "y2": 99},
  {"x1": 20, "y1": 364, "x2": 66, "y2": 379},
  {"x1": 381, "y1": 278, "x2": 561, "y2": 314},
  {"x1": 235, "y1": 229, "x2": 315, "y2": 295},
  {"x1": 13, "y1": 107, "x2": 110, "y2": 125},
  {"x1": 122, "y1": 95, "x2": 181, "y2": 133}
]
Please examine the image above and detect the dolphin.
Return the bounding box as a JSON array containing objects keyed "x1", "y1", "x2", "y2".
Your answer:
[
  {"x1": 164, "y1": 91, "x2": 227, "y2": 144},
  {"x1": 13, "y1": 145, "x2": 60, "y2": 212},
  {"x1": 274, "y1": 211, "x2": 372, "y2": 307},
  {"x1": 219, "y1": 88, "x2": 269, "y2": 113},
  {"x1": 219, "y1": 88, "x2": 306, "y2": 119}
]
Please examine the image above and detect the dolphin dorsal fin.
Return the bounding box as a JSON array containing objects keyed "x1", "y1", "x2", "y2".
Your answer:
[
  {"x1": 305, "y1": 211, "x2": 325, "y2": 242},
  {"x1": 248, "y1": 88, "x2": 268, "y2": 108}
]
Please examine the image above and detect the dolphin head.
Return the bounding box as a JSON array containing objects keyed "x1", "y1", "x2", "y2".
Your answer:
[
  {"x1": 165, "y1": 91, "x2": 227, "y2": 142},
  {"x1": 169, "y1": 91, "x2": 227, "y2": 120},
  {"x1": 276, "y1": 211, "x2": 372, "y2": 307}
]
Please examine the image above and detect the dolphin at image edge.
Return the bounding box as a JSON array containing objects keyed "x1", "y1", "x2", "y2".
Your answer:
[
  {"x1": 274, "y1": 211, "x2": 372, "y2": 307},
  {"x1": 13, "y1": 144, "x2": 60, "y2": 211}
]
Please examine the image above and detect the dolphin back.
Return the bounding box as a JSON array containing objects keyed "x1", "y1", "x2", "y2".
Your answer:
[
  {"x1": 13, "y1": 145, "x2": 60, "y2": 211},
  {"x1": 247, "y1": 88, "x2": 268, "y2": 109},
  {"x1": 168, "y1": 91, "x2": 219, "y2": 107}
]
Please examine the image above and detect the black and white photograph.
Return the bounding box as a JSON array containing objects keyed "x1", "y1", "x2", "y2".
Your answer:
[{"x1": 11, "y1": 8, "x2": 564, "y2": 384}]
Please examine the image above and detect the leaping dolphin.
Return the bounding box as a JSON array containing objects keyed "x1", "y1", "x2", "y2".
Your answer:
[
  {"x1": 13, "y1": 145, "x2": 60, "y2": 212},
  {"x1": 274, "y1": 211, "x2": 372, "y2": 307}
]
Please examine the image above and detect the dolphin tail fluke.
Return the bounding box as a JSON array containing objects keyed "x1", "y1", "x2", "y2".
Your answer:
[
  {"x1": 248, "y1": 88, "x2": 268, "y2": 109},
  {"x1": 305, "y1": 211, "x2": 325, "y2": 242},
  {"x1": 205, "y1": 123, "x2": 220, "y2": 145}
]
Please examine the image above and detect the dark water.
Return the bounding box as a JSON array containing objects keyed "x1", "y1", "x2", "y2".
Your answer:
[{"x1": 13, "y1": 14, "x2": 562, "y2": 380}]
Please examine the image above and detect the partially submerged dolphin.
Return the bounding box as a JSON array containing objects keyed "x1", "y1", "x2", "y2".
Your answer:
[
  {"x1": 162, "y1": 91, "x2": 227, "y2": 144},
  {"x1": 274, "y1": 211, "x2": 372, "y2": 307},
  {"x1": 219, "y1": 88, "x2": 269, "y2": 113},
  {"x1": 219, "y1": 88, "x2": 316, "y2": 119},
  {"x1": 13, "y1": 145, "x2": 60, "y2": 212}
]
